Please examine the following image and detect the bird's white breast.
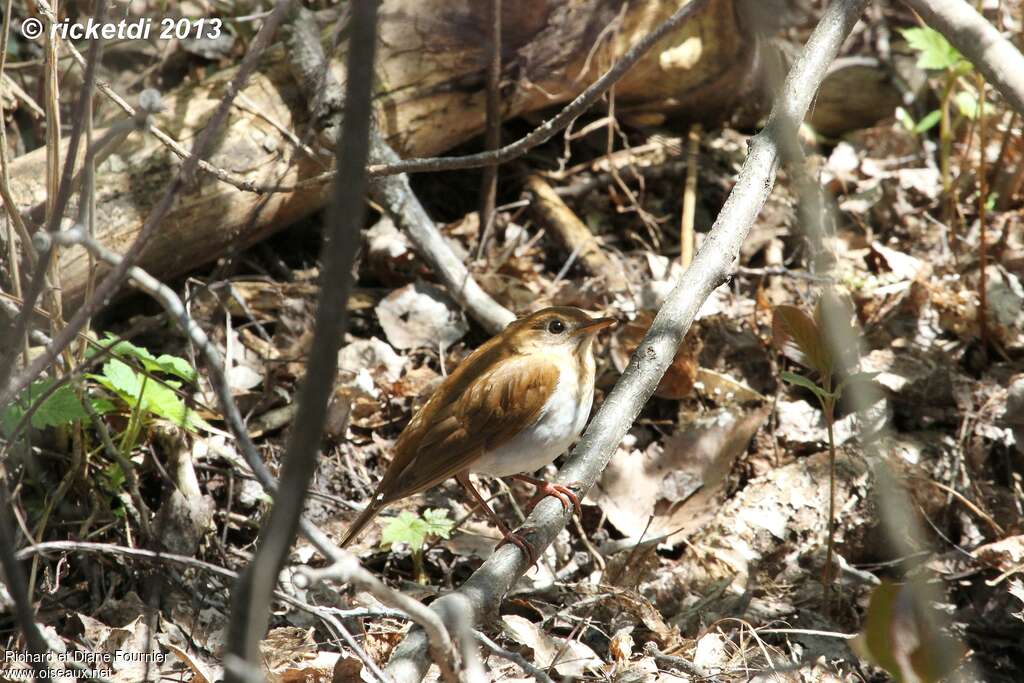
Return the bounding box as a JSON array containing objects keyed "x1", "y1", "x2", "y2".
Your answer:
[{"x1": 470, "y1": 351, "x2": 594, "y2": 478}]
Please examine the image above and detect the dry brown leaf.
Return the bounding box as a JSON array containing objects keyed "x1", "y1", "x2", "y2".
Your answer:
[
  {"x1": 501, "y1": 615, "x2": 603, "y2": 677},
  {"x1": 611, "y1": 310, "x2": 702, "y2": 399},
  {"x1": 608, "y1": 628, "x2": 635, "y2": 663},
  {"x1": 376, "y1": 281, "x2": 469, "y2": 351},
  {"x1": 594, "y1": 402, "x2": 770, "y2": 544},
  {"x1": 259, "y1": 626, "x2": 342, "y2": 682},
  {"x1": 162, "y1": 642, "x2": 213, "y2": 683},
  {"x1": 74, "y1": 614, "x2": 157, "y2": 682},
  {"x1": 972, "y1": 535, "x2": 1024, "y2": 574},
  {"x1": 867, "y1": 240, "x2": 927, "y2": 281}
]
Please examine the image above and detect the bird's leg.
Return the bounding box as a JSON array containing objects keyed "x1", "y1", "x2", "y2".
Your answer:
[
  {"x1": 456, "y1": 473, "x2": 537, "y2": 564},
  {"x1": 507, "y1": 474, "x2": 583, "y2": 519}
]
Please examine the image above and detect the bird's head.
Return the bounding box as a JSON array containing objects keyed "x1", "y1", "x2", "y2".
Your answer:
[{"x1": 504, "y1": 307, "x2": 617, "y2": 355}]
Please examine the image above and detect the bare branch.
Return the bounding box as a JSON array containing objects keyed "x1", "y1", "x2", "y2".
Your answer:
[
  {"x1": 295, "y1": 549, "x2": 458, "y2": 683},
  {"x1": 369, "y1": 135, "x2": 516, "y2": 334},
  {"x1": 382, "y1": 0, "x2": 870, "y2": 679},
  {"x1": 901, "y1": 0, "x2": 1024, "y2": 116}
]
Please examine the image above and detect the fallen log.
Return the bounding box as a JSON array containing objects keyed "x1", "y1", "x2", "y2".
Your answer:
[{"x1": 7, "y1": 0, "x2": 768, "y2": 308}]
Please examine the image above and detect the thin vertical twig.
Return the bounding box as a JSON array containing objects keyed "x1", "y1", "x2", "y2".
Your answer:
[
  {"x1": 42, "y1": 0, "x2": 65, "y2": 354},
  {"x1": 680, "y1": 123, "x2": 701, "y2": 269},
  {"x1": 976, "y1": 74, "x2": 989, "y2": 348},
  {"x1": 476, "y1": 0, "x2": 502, "y2": 259},
  {"x1": 0, "y1": 0, "x2": 30, "y2": 367},
  {"x1": 223, "y1": 1, "x2": 377, "y2": 680}
]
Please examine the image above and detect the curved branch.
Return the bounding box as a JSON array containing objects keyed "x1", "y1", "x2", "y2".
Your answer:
[
  {"x1": 381, "y1": 0, "x2": 870, "y2": 679},
  {"x1": 901, "y1": 0, "x2": 1024, "y2": 116}
]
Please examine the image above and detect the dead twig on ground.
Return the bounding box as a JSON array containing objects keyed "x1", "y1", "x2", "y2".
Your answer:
[
  {"x1": 526, "y1": 175, "x2": 628, "y2": 292},
  {"x1": 680, "y1": 123, "x2": 701, "y2": 269}
]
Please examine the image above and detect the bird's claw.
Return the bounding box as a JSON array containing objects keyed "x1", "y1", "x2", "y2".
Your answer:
[
  {"x1": 495, "y1": 528, "x2": 539, "y2": 565},
  {"x1": 526, "y1": 481, "x2": 583, "y2": 520}
]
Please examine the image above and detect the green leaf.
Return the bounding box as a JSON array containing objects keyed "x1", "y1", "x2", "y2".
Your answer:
[
  {"x1": 100, "y1": 358, "x2": 142, "y2": 398},
  {"x1": 895, "y1": 106, "x2": 915, "y2": 131},
  {"x1": 420, "y1": 508, "x2": 455, "y2": 540},
  {"x1": 139, "y1": 379, "x2": 190, "y2": 427},
  {"x1": 954, "y1": 90, "x2": 979, "y2": 119},
  {"x1": 93, "y1": 358, "x2": 202, "y2": 431},
  {"x1": 1, "y1": 380, "x2": 91, "y2": 434},
  {"x1": 781, "y1": 371, "x2": 827, "y2": 398},
  {"x1": 95, "y1": 333, "x2": 197, "y2": 382},
  {"x1": 900, "y1": 27, "x2": 966, "y2": 71},
  {"x1": 913, "y1": 109, "x2": 942, "y2": 134},
  {"x1": 103, "y1": 461, "x2": 126, "y2": 490},
  {"x1": 380, "y1": 509, "x2": 454, "y2": 552},
  {"x1": 30, "y1": 382, "x2": 90, "y2": 428},
  {"x1": 153, "y1": 354, "x2": 197, "y2": 382}
]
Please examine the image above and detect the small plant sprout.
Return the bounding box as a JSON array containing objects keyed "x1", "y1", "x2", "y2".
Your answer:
[
  {"x1": 772, "y1": 293, "x2": 875, "y2": 611},
  {"x1": 1, "y1": 334, "x2": 204, "y2": 440},
  {"x1": 379, "y1": 508, "x2": 455, "y2": 584},
  {"x1": 899, "y1": 26, "x2": 980, "y2": 226}
]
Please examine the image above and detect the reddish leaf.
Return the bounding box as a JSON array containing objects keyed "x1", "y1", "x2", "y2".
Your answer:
[{"x1": 772, "y1": 305, "x2": 831, "y2": 376}]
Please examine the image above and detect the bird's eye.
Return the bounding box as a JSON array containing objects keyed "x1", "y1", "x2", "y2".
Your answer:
[{"x1": 547, "y1": 319, "x2": 566, "y2": 334}]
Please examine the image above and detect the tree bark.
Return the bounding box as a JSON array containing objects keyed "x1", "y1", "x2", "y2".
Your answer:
[{"x1": 5, "y1": 0, "x2": 760, "y2": 308}]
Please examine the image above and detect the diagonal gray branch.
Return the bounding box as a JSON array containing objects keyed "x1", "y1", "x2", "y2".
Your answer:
[
  {"x1": 901, "y1": 0, "x2": 1024, "y2": 117},
  {"x1": 369, "y1": 134, "x2": 516, "y2": 334},
  {"x1": 382, "y1": 0, "x2": 870, "y2": 679}
]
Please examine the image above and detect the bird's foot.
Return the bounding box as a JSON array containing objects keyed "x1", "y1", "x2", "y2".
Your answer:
[
  {"x1": 495, "y1": 528, "x2": 539, "y2": 565},
  {"x1": 511, "y1": 476, "x2": 583, "y2": 519}
]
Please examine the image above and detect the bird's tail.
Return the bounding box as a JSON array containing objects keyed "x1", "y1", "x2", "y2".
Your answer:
[{"x1": 340, "y1": 496, "x2": 386, "y2": 548}]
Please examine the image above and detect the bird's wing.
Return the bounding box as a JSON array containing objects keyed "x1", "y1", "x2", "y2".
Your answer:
[{"x1": 381, "y1": 354, "x2": 559, "y2": 500}]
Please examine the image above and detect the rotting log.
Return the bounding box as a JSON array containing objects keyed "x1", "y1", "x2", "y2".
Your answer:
[{"x1": 7, "y1": 0, "x2": 764, "y2": 308}]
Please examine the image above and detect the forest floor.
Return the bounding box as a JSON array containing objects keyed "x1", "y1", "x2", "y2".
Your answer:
[{"x1": 2, "y1": 2, "x2": 1023, "y2": 682}]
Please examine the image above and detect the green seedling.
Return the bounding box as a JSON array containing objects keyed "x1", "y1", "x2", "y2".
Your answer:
[
  {"x1": 380, "y1": 508, "x2": 455, "y2": 584},
  {"x1": 899, "y1": 26, "x2": 979, "y2": 220},
  {"x1": 773, "y1": 295, "x2": 875, "y2": 610}
]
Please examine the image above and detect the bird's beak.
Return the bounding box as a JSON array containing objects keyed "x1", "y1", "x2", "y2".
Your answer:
[{"x1": 574, "y1": 316, "x2": 617, "y2": 336}]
